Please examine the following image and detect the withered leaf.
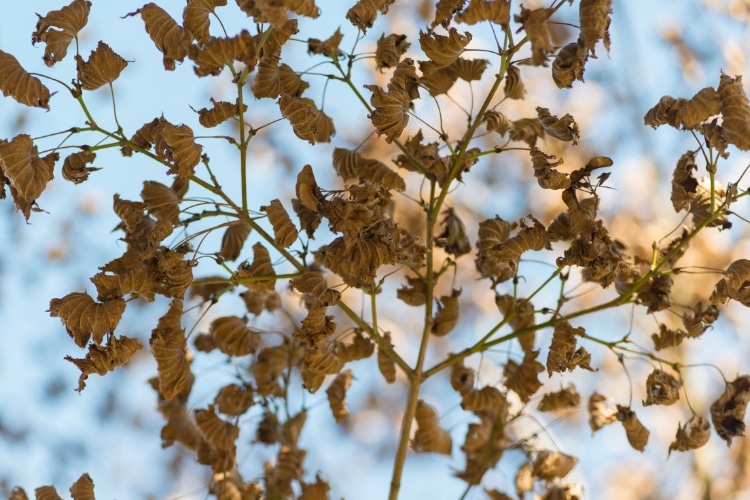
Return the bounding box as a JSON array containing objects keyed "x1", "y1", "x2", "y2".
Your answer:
[
  {"x1": 419, "y1": 28, "x2": 472, "y2": 69},
  {"x1": 49, "y1": 292, "x2": 126, "y2": 347},
  {"x1": 252, "y1": 58, "x2": 283, "y2": 98},
  {"x1": 448, "y1": 57, "x2": 488, "y2": 82},
  {"x1": 346, "y1": 0, "x2": 395, "y2": 32},
  {"x1": 152, "y1": 121, "x2": 203, "y2": 177},
  {"x1": 332, "y1": 147, "x2": 362, "y2": 181},
  {"x1": 718, "y1": 73, "x2": 750, "y2": 150},
  {"x1": 530, "y1": 147, "x2": 570, "y2": 190},
  {"x1": 514, "y1": 7, "x2": 555, "y2": 66},
  {"x1": 546, "y1": 320, "x2": 595, "y2": 376},
  {"x1": 365, "y1": 83, "x2": 411, "y2": 143},
  {"x1": 358, "y1": 158, "x2": 406, "y2": 190},
  {"x1": 538, "y1": 386, "x2": 580, "y2": 412},
  {"x1": 552, "y1": 43, "x2": 585, "y2": 88},
  {"x1": 69, "y1": 473, "x2": 96, "y2": 500},
  {"x1": 431, "y1": 0, "x2": 465, "y2": 28},
  {"x1": 504, "y1": 350, "x2": 544, "y2": 403},
  {"x1": 296, "y1": 164, "x2": 324, "y2": 213},
  {"x1": 91, "y1": 264, "x2": 157, "y2": 302},
  {"x1": 335, "y1": 330, "x2": 374, "y2": 362},
  {"x1": 509, "y1": 117, "x2": 546, "y2": 147},
  {"x1": 651, "y1": 324, "x2": 687, "y2": 351},
  {"x1": 0, "y1": 50, "x2": 51, "y2": 109},
  {"x1": 436, "y1": 208, "x2": 471, "y2": 257},
  {"x1": 300, "y1": 474, "x2": 331, "y2": 500},
  {"x1": 75, "y1": 41, "x2": 128, "y2": 91},
  {"x1": 710, "y1": 375, "x2": 750, "y2": 446},
  {"x1": 617, "y1": 405, "x2": 650, "y2": 452},
  {"x1": 578, "y1": 0, "x2": 612, "y2": 58},
  {"x1": 503, "y1": 65, "x2": 525, "y2": 99},
  {"x1": 209, "y1": 315, "x2": 260, "y2": 356},
  {"x1": 412, "y1": 400, "x2": 452, "y2": 455},
  {"x1": 378, "y1": 332, "x2": 397, "y2": 383},
  {"x1": 461, "y1": 385, "x2": 505, "y2": 414},
  {"x1": 536, "y1": 107, "x2": 579, "y2": 144},
  {"x1": 62, "y1": 150, "x2": 99, "y2": 184},
  {"x1": 532, "y1": 451, "x2": 577, "y2": 481},
  {"x1": 669, "y1": 416, "x2": 711, "y2": 455},
  {"x1": 125, "y1": 3, "x2": 193, "y2": 71},
  {"x1": 150, "y1": 299, "x2": 192, "y2": 400},
  {"x1": 327, "y1": 369, "x2": 353, "y2": 423},
  {"x1": 189, "y1": 30, "x2": 257, "y2": 76},
  {"x1": 456, "y1": 0, "x2": 511, "y2": 25},
  {"x1": 642, "y1": 369, "x2": 681, "y2": 406},
  {"x1": 65, "y1": 335, "x2": 142, "y2": 392},
  {"x1": 141, "y1": 180, "x2": 180, "y2": 225},
  {"x1": 183, "y1": 0, "x2": 228, "y2": 45},
  {"x1": 291, "y1": 271, "x2": 340, "y2": 306},
  {"x1": 33, "y1": 486, "x2": 62, "y2": 500},
  {"x1": 450, "y1": 358, "x2": 475, "y2": 396},
  {"x1": 418, "y1": 66, "x2": 459, "y2": 96},
  {"x1": 308, "y1": 28, "x2": 344, "y2": 58},
  {"x1": 253, "y1": 345, "x2": 289, "y2": 397},
  {"x1": 261, "y1": 200, "x2": 298, "y2": 248},
  {"x1": 279, "y1": 94, "x2": 335, "y2": 144},
  {"x1": 218, "y1": 220, "x2": 251, "y2": 262},
  {"x1": 0, "y1": 134, "x2": 57, "y2": 219},
  {"x1": 494, "y1": 215, "x2": 550, "y2": 262},
  {"x1": 432, "y1": 289, "x2": 461, "y2": 336},
  {"x1": 215, "y1": 383, "x2": 254, "y2": 417},
  {"x1": 198, "y1": 98, "x2": 246, "y2": 128},
  {"x1": 301, "y1": 345, "x2": 342, "y2": 393},
  {"x1": 710, "y1": 259, "x2": 750, "y2": 307},
  {"x1": 376, "y1": 33, "x2": 409, "y2": 70},
  {"x1": 237, "y1": 242, "x2": 276, "y2": 293},
  {"x1": 32, "y1": 0, "x2": 91, "y2": 66},
  {"x1": 676, "y1": 87, "x2": 721, "y2": 129},
  {"x1": 297, "y1": 305, "x2": 337, "y2": 347},
  {"x1": 195, "y1": 404, "x2": 239, "y2": 452},
  {"x1": 494, "y1": 294, "x2": 535, "y2": 352}
]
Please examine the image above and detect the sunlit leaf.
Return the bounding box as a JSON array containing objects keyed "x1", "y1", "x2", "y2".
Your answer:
[
  {"x1": 49, "y1": 292, "x2": 126, "y2": 347},
  {"x1": 125, "y1": 3, "x2": 193, "y2": 71},
  {"x1": 0, "y1": 50, "x2": 51, "y2": 109},
  {"x1": 0, "y1": 134, "x2": 57, "y2": 219},
  {"x1": 412, "y1": 400, "x2": 452, "y2": 455},
  {"x1": 32, "y1": 0, "x2": 91, "y2": 66},
  {"x1": 76, "y1": 41, "x2": 128, "y2": 91},
  {"x1": 183, "y1": 0, "x2": 228, "y2": 45}
]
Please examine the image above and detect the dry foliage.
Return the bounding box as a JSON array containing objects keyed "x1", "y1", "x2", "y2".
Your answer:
[{"x1": 4, "y1": 1, "x2": 750, "y2": 499}]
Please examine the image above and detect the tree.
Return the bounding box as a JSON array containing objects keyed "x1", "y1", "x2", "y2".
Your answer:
[{"x1": 2, "y1": 0, "x2": 750, "y2": 499}]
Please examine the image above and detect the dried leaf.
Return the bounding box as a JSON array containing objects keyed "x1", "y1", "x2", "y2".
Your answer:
[
  {"x1": 296, "y1": 164, "x2": 324, "y2": 213},
  {"x1": 710, "y1": 375, "x2": 750, "y2": 445},
  {"x1": 0, "y1": 50, "x2": 52, "y2": 109},
  {"x1": 711, "y1": 259, "x2": 750, "y2": 307},
  {"x1": 504, "y1": 350, "x2": 544, "y2": 403},
  {"x1": 237, "y1": 243, "x2": 276, "y2": 293},
  {"x1": 279, "y1": 94, "x2": 335, "y2": 144},
  {"x1": 215, "y1": 383, "x2": 254, "y2": 416},
  {"x1": 436, "y1": 208, "x2": 471, "y2": 257},
  {"x1": 536, "y1": 107, "x2": 579, "y2": 144},
  {"x1": 419, "y1": 66, "x2": 459, "y2": 95},
  {"x1": 509, "y1": 117, "x2": 546, "y2": 147},
  {"x1": 198, "y1": 98, "x2": 246, "y2": 128},
  {"x1": 503, "y1": 64, "x2": 526, "y2": 99},
  {"x1": 456, "y1": 0, "x2": 511, "y2": 25},
  {"x1": 515, "y1": 462, "x2": 534, "y2": 498},
  {"x1": 376, "y1": 33, "x2": 409, "y2": 70},
  {"x1": 261, "y1": 199, "x2": 298, "y2": 248},
  {"x1": 552, "y1": 42, "x2": 585, "y2": 88},
  {"x1": 189, "y1": 30, "x2": 257, "y2": 76},
  {"x1": 419, "y1": 28, "x2": 472, "y2": 69},
  {"x1": 514, "y1": 7, "x2": 555, "y2": 66},
  {"x1": 538, "y1": 386, "x2": 580, "y2": 412},
  {"x1": 308, "y1": 28, "x2": 344, "y2": 58},
  {"x1": 669, "y1": 416, "x2": 711, "y2": 455},
  {"x1": 718, "y1": 73, "x2": 750, "y2": 150},
  {"x1": 141, "y1": 180, "x2": 180, "y2": 225},
  {"x1": 69, "y1": 473, "x2": 95, "y2": 500},
  {"x1": 279, "y1": 63, "x2": 309, "y2": 97},
  {"x1": 651, "y1": 324, "x2": 687, "y2": 351},
  {"x1": 365, "y1": 84, "x2": 411, "y2": 143},
  {"x1": 450, "y1": 359, "x2": 475, "y2": 396},
  {"x1": 346, "y1": 0, "x2": 395, "y2": 32},
  {"x1": 209, "y1": 315, "x2": 260, "y2": 356},
  {"x1": 532, "y1": 451, "x2": 577, "y2": 481},
  {"x1": 65, "y1": 335, "x2": 142, "y2": 392},
  {"x1": 676, "y1": 87, "x2": 721, "y2": 129},
  {"x1": 0, "y1": 134, "x2": 57, "y2": 219},
  {"x1": 637, "y1": 274, "x2": 673, "y2": 313},
  {"x1": 412, "y1": 400, "x2": 452, "y2": 455},
  {"x1": 253, "y1": 345, "x2": 289, "y2": 397},
  {"x1": 461, "y1": 385, "x2": 505, "y2": 414},
  {"x1": 495, "y1": 295, "x2": 535, "y2": 352},
  {"x1": 125, "y1": 3, "x2": 193, "y2": 70},
  {"x1": 32, "y1": 0, "x2": 91, "y2": 66},
  {"x1": 431, "y1": 0, "x2": 465, "y2": 28},
  {"x1": 34, "y1": 486, "x2": 62, "y2": 500},
  {"x1": 62, "y1": 150, "x2": 99, "y2": 184},
  {"x1": 297, "y1": 305, "x2": 337, "y2": 347},
  {"x1": 152, "y1": 121, "x2": 202, "y2": 177},
  {"x1": 150, "y1": 299, "x2": 192, "y2": 400},
  {"x1": 300, "y1": 344, "x2": 343, "y2": 393},
  {"x1": 494, "y1": 215, "x2": 550, "y2": 262},
  {"x1": 546, "y1": 320, "x2": 596, "y2": 376},
  {"x1": 336, "y1": 331, "x2": 374, "y2": 362},
  {"x1": 617, "y1": 405, "x2": 649, "y2": 451},
  {"x1": 358, "y1": 159, "x2": 406, "y2": 190},
  {"x1": 291, "y1": 271, "x2": 340, "y2": 306},
  {"x1": 578, "y1": 0, "x2": 612, "y2": 58},
  {"x1": 49, "y1": 292, "x2": 126, "y2": 347},
  {"x1": 300, "y1": 474, "x2": 331, "y2": 500},
  {"x1": 195, "y1": 404, "x2": 239, "y2": 452},
  {"x1": 642, "y1": 369, "x2": 681, "y2": 406},
  {"x1": 75, "y1": 41, "x2": 128, "y2": 91},
  {"x1": 530, "y1": 147, "x2": 570, "y2": 190},
  {"x1": 432, "y1": 289, "x2": 461, "y2": 336},
  {"x1": 183, "y1": 0, "x2": 228, "y2": 44},
  {"x1": 327, "y1": 369, "x2": 353, "y2": 423},
  {"x1": 378, "y1": 332, "x2": 397, "y2": 383}
]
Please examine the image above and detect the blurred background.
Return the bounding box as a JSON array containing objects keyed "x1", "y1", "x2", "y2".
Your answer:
[{"x1": 2, "y1": 0, "x2": 750, "y2": 499}]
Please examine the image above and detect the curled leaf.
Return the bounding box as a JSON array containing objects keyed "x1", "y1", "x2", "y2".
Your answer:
[
  {"x1": 49, "y1": 292, "x2": 126, "y2": 347},
  {"x1": 65, "y1": 335, "x2": 142, "y2": 392},
  {"x1": 291, "y1": 271, "x2": 341, "y2": 306},
  {"x1": 378, "y1": 332, "x2": 397, "y2": 383},
  {"x1": 125, "y1": 3, "x2": 193, "y2": 70},
  {"x1": 69, "y1": 473, "x2": 96, "y2": 500},
  {"x1": 326, "y1": 369, "x2": 353, "y2": 423},
  {"x1": 578, "y1": 0, "x2": 612, "y2": 58},
  {"x1": 436, "y1": 208, "x2": 471, "y2": 257},
  {"x1": 710, "y1": 375, "x2": 750, "y2": 446},
  {"x1": 279, "y1": 95, "x2": 335, "y2": 144},
  {"x1": 456, "y1": 0, "x2": 511, "y2": 25},
  {"x1": 376, "y1": 33, "x2": 409, "y2": 70},
  {"x1": 710, "y1": 259, "x2": 750, "y2": 307},
  {"x1": 651, "y1": 324, "x2": 687, "y2": 351},
  {"x1": 195, "y1": 404, "x2": 239, "y2": 453},
  {"x1": 514, "y1": 7, "x2": 555, "y2": 66},
  {"x1": 152, "y1": 121, "x2": 203, "y2": 177},
  {"x1": 296, "y1": 305, "x2": 337, "y2": 347},
  {"x1": 413, "y1": 400, "x2": 452, "y2": 455},
  {"x1": 295, "y1": 164, "x2": 324, "y2": 213},
  {"x1": 450, "y1": 358, "x2": 475, "y2": 396},
  {"x1": 718, "y1": 73, "x2": 750, "y2": 150},
  {"x1": 261, "y1": 199, "x2": 298, "y2": 248},
  {"x1": 432, "y1": 289, "x2": 460, "y2": 336},
  {"x1": 530, "y1": 147, "x2": 570, "y2": 190},
  {"x1": 503, "y1": 350, "x2": 544, "y2": 403},
  {"x1": 532, "y1": 451, "x2": 577, "y2": 481},
  {"x1": 617, "y1": 405, "x2": 649, "y2": 452},
  {"x1": 642, "y1": 369, "x2": 681, "y2": 406},
  {"x1": 215, "y1": 383, "x2": 254, "y2": 416},
  {"x1": 183, "y1": 0, "x2": 228, "y2": 44},
  {"x1": 419, "y1": 28, "x2": 472, "y2": 69},
  {"x1": 536, "y1": 107, "x2": 579, "y2": 144},
  {"x1": 218, "y1": 220, "x2": 251, "y2": 262},
  {"x1": 336, "y1": 331, "x2": 374, "y2": 362},
  {"x1": 308, "y1": 28, "x2": 344, "y2": 58},
  {"x1": 198, "y1": 98, "x2": 246, "y2": 128},
  {"x1": 546, "y1": 320, "x2": 596, "y2": 376},
  {"x1": 189, "y1": 30, "x2": 257, "y2": 76},
  {"x1": 76, "y1": 41, "x2": 129, "y2": 91},
  {"x1": 0, "y1": 50, "x2": 52, "y2": 109},
  {"x1": 209, "y1": 315, "x2": 260, "y2": 356},
  {"x1": 588, "y1": 392, "x2": 617, "y2": 434},
  {"x1": 237, "y1": 243, "x2": 276, "y2": 293},
  {"x1": 669, "y1": 416, "x2": 711, "y2": 455},
  {"x1": 32, "y1": 0, "x2": 92, "y2": 66},
  {"x1": 538, "y1": 386, "x2": 580, "y2": 412},
  {"x1": 346, "y1": 0, "x2": 395, "y2": 32},
  {"x1": 62, "y1": 150, "x2": 99, "y2": 184},
  {"x1": 150, "y1": 299, "x2": 192, "y2": 400},
  {"x1": 552, "y1": 43, "x2": 585, "y2": 88},
  {"x1": 503, "y1": 65, "x2": 525, "y2": 99},
  {"x1": 0, "y1": 134, "x2": 58, "y2": 219}
]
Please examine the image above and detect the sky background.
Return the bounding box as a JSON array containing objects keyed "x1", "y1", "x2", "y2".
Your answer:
[{"x1": 2, "y1": 1, "x2": 750, "y2": 499}]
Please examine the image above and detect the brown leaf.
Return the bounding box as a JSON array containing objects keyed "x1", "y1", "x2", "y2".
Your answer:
[
  {"x1": 141, "y1": 180, "x2": 180, "y2": 225},
  {"x1": 197, "y1": 98, "x2": 246, "y2": 127},
  {"x1": 297, "y1": 305, "x2": 337, "y2": 347},
  {"x1": 504, "y1": 350, "x2": 544, "y2": 403},
  {"x1": 669, "y1": 416, "x2": 711, "y2": 455},
  {"x1": 642, "y1": 369, "x2": 681, "y2": 407},
  {"x1": 538, "y1": 386, "x2": 580, "y2": 412},
  {"x1": 209, "y1": 315, "x2": 261, "y2": 356},
  {"x1": 546, "y1": 320, "x2": 596, "y2": 376},
  {"x1": 332, "y1": 147, "x2": 362, "y2": 181},
  {"x1": 300, "y1": 345, "x2": 343, "y2": 393},
  {"x1": 237, "y1": 243, "x2": 276, "y2": 292},
  {"x1": 530, "y1": 147, "x2": 570, "y2": 190},
  {"x1": 536, "y1": 107, "x2": 579, "y2": 144},
  {"x1": 346, "y1": 0, "x2": 395, "y2": 32},
  {"x1": 150, "y1": 299, "x2": 192, "y2": 400},
  {"x1": 532, "y1": 451, "x2": 577, "y2": 481},
  {"x1": 676, "y1": 87, "x2": 721, "y2": 129},
  {"x1": 327, "y1": 369, "x2": 353, "y2": 423},
  {"x1": 651, "y1": 324, "x2": 687, "y2": 351},
  {"x1": 296, "y1": 164, "x2": 324, "y2": 213},
  {"x1": 62, "y1": 150, "x2": 99, "y2": 184},
  {"x1": 431, "y1": 0, "x2": 465, "y2": 28},
  {"x1": 300, "y1": 474, "x2": 331, "y2": 500},
  {"x1": 376, "y1": 33, "x2": 409, "y2": 70},
  {"x1": 710, "y1": 375, "x2": 750, "y2": 446},
  {"x1": 291, "y1": 271, "x2": 341, "y2": 306},
  {"x1": 419, "y1": 66, "x2": 459, "y2": 95},
  {"x1": 195, "y1": 404, "x2": 240, "y2": 452},
  {"x1": 75, "y1": 41, "x2": 128, "y2": 91},
  {"x1": 509, "y1": 117, "x2": 546, "y2": 147},
  {"x1": 710, "y1": 259, "x2": 750, "y2": 307},
  {"x1": 514, "y1": 7, "x2": 555, "y2": 66},
  {"x1": 152, "y1": 121, "x2": 203, "y2": 177},
  {"x1": 432, "y1": 289, "x2": 460, "y2": 336},
  {"x1": 455, "y1": 0, "x2": 511, "y2": 25},
  {"x1": 436, "y1": 208, "x2": 471, "y2": 257},
  {"x1": 279, "y1": 63, "x2": 309, "y2": 97},
  {"x1": 279, "y1": 94, "x2": 335, "y2": 144},
  {"x1": 218, "y1": 220, "x2": 251, "y2": 262},
  {"x1": 91, "y1": 263, "x2": 157, "y2": 302},
  {"x1": 189, "y1": 30, "x2": 257, "y2": 76},
  {"x1": 617, "y1": 405, "x2": 650, "y2": 452},
  {"x1": 214, "y1": 383, "x2": 254, "y2": 416},
  {"x1": 252, "y1": 58, "x2": 283, "y2": 98},
  {"x1": 0, "y1": 134, "x2": 57, "y2": 219},
  {"x1": 183, "y1": 0, "x2": 228, "y2": 44},
  {"x1": 378, "y1": 332, "x2": 397, "y2": 383},
  {"x1": 308, "y1": 28, "x2": 344, "y2": 58},
  {"x1": 69, "y1": 473, "x2": 95, "y2": 500},
  {"x1": 503, "y1": 64, "x2": 526, "y2": 99},
  {"x1": 412, "y1": 400, "x2": 452, "y2": 455},
  {"x1": 253, "y1": 345, "x2": 289, "y2": 397},
  {"x1": 578, "y1": 0, "x2": 612, "y2": 58},
  {"x1": 0, "y1": 50, "x2": 52, "y2": 109},
  {"x1": 552, "y1": 42, "x2": 585, "y2": 88},
  {"x1": 32, "y1": 0, "x2": 91, "y2": 66},
  {"x1": 364, "y1": 84, "x2": 411, "y2": 143},
  {"x1": 49, "y1": 292, "x2": 126, "y2": 347},
  {"x1": 420, "y1": 28, "x2": 472, "y2": 71},
  {"x1": 125, "y1": 3, "x2": 193, "y2": 71},
  {"x1": 495, "y1": 295, "x2": 535, "y2": 352},
  {"x1": 450, "y1": 359, "x2": 475, "y2": 396},
  {"x1": 65, "y1": 335, "x2": 142, "y2": 392},
  {"x1": 34, "y1": 486, "x2": 62, "y2": 500},
  {"x1": 336, "y1": 330, "x2": 374, "y2": 362},
  {"x1": 261, "y1": 199, "x2": 299, "y2": 248},
  {"x1": 718, "y1": 73, "x2": 750, "y2": 150},
  {"x1": 461, "y1": 385, "x2": 505, "y2": 414},
  {"x1": 494, "y1": 215, "x2": 551, "y2": 262}
]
